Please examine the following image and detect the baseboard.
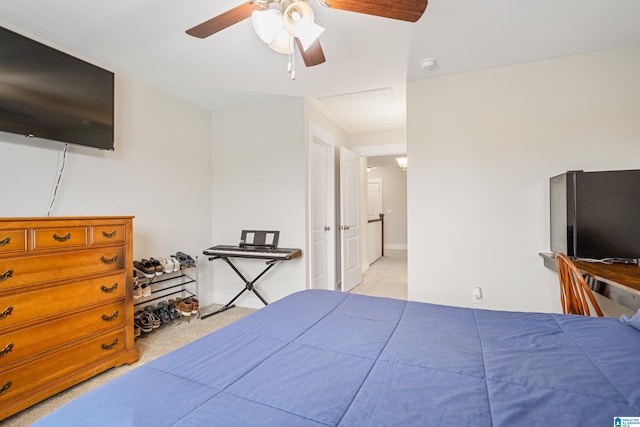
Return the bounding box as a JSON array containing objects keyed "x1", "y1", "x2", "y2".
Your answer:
[{"x1": 384, "y1": 244, "x2": 407, "y2": 250}]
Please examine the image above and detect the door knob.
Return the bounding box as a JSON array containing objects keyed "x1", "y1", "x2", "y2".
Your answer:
[{"x1": 324, "y1": 226, "x2": 331, "y2": 231}]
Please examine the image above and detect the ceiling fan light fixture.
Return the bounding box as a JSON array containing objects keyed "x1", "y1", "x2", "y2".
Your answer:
[
  {"x1": 186, "y1": 0, "x2": 428, "y2": 75},
  {"x1": 251, "y1": 7, "x2": 284, "y2": 43},
  {"x1": 284, "y1": 1, "x2": 314, "y2": 27},
  {"x1": 296, "y1": 21, "x2": 325, "y2": 51},
  {"x1": 268, "y1": 28, "x2": 294, "y2": 54},
  {"x1": 283, "y1": 1, "x2": 324, "y2": 50}
]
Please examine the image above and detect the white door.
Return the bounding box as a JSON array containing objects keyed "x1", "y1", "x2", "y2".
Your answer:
[
  {"x1": 309, "y1": 123, "x2": 335, "y2": 291},
  {"x1": 367, "y1": 178, "x2": 383, "y2": 219},
  {"x1": 339, "y1": 147, "x2": 362, "y2": 292}
]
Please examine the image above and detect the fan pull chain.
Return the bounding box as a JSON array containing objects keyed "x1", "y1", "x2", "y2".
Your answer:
[{"x1": 288, "y1": 35, "x2": 296, "y2": 80}]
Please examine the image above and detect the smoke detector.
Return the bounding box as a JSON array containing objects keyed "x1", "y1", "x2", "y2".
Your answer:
[{"x1": 420, "y1": 57, "x2": 437, "y2": 71}]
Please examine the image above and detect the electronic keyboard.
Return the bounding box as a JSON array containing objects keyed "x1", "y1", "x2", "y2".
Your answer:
[{"x1": 203, "y1": 245, "x2": 302, "y2": 260}]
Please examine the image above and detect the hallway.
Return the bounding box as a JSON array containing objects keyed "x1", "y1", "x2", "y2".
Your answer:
[{"x1": 349, "y1": 249, "x2": 407, "y2": 300}]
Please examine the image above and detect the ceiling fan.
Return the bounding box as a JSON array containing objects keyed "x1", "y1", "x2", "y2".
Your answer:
[{"x1": 186, "y1": 0, "x2": 428, "y2": 77}]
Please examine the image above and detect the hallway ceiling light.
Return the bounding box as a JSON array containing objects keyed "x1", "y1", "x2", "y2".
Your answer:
[{"x1": 396, "y1": 157, "x2": 407, "y2": 171}]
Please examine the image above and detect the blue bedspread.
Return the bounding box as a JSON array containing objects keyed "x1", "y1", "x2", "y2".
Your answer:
[{"x1": 34, "y1": 290, "x2": 640, "y2": 426}]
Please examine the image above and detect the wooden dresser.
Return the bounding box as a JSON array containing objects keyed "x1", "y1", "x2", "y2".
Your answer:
[{"x1": 0, "y1": 216, "x2": 139, "y2": 420}]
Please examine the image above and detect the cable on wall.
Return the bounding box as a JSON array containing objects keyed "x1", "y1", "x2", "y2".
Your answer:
[{"x1": 46, "y1": 143, "x2": 69, "y2": 217}]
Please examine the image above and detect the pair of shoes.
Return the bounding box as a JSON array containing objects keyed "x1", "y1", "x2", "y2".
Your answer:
[
  {"x1": 170, "y1": 298, "x2": 194, "y2": 317},
  {"x1": 166, "y1": 302, "x2": 179, "y2": 320},
  {"x1": 147, "y1": 258, "x2": 164, "y2": 276},
  {"x1": 132, "y1": 273, "x2": 151, "y2": 298},
  {"x1": 161, "y1": 256, "x2": 182, "y2": 272},
  {"x1": 133, "y1": 260, "x2": 155, "y2": 278},
  {"x1": 175, "y1": 252, "x2": 196, "y2": 268},
  {"x1": 132, "y1": 273, "x2": 143, "y2": 299},
  {"x1": 183, "y1": 296, "x2": 200, "y2": 315},
  {"x1": 155, "y1": 301, "x2": 172, "y2": 324},
  {"x1": 138, "y1": 277, "x2": 151, "y2": 297},
  {"x1": 170, "y1": 255, "x2": 182, "y2": 271},
  {"x1": 132, "y1": 283, "x2": 143, "y2": 299},
  {"x1": 143, "y1": 306, "x2": 161, "y2": 329},
  {"x1": 134, "y1": 322, "x2": 141, "y2": 338},
  {"x1": 134, "y1": 311, "x2": 153, "y2": 333},
  {"x1": 160, "y1": 258, "x2": 174, "y2": 273}
]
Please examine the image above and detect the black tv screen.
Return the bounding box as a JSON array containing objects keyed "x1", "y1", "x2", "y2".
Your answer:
[
  {"x1": 574, "y1": 170, "x2": 640, "y2": 260},
  {"x1": 0, "y1": 26, "x2": 114, "y2": 150},
  {"x1": 550, "y1": 170, "x2": 640, "y2": 261}
]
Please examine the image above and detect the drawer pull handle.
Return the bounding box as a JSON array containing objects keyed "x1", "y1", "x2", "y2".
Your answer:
[
  {"x1": 0, "y1": 342, "x2": 13, "y2": 357},
  {"x1": 101, "y1": 311, "x2": 119, "y2": 322},
  {"x1": 102, "y1": 230, "x2": 117, "y2": 238},
  {"x1": 0, "y1": 343, "x2": 14, "y2": 358},
  {"x1": 101, "y1": 338, "x2": 118, "y2": 351},
  {"x1": 0, "y1": 306, "x2": 13, "y2": 321},
  {"x1": 100, "y1": 255, "x2": 118, "y2": 264},
  {"x1": 0, "y1": 269, "x2": 13, "y2": 282},
  {"x1": 101, "y1": 283, "x2": 118, "y2": 293},
  {"x1": 0, "y1": 381, "x2": 11, "y2": 396},
  {"x1": 52, "y1": 232, "x2": 71, "y2": 242},
  {"x1": 0, "y1": 237, "x2": 10, "y2": 247}
]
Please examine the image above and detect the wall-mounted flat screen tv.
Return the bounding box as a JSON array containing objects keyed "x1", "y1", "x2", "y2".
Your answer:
[{"x1": 0, "y1": 26, "x2": 114, "y2": 150}]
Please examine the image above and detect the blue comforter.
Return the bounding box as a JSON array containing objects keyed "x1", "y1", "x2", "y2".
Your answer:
[{"x1": 34, "y1": 290, "x2": 640, "y2": 426}]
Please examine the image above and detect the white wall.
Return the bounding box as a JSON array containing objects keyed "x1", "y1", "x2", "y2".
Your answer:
[
  {"x1": 348, "y1": 129, "x2": 407, "y2": 148},
  {"x1": 407, "y1": 44, "x2": 640, "y2": 313},
  {"x1": 304, "y1": 101, "x2": 350, "y2": 147},
  {"x1": 211, "y1": 98, "x2": 308, "y2": 307},
  {"x1": 0, "y1": 74, "x2": 214, "y2": 304}
]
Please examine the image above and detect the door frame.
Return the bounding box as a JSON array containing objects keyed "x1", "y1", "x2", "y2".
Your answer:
[{"x1": 353, "y1": 142, "x2": 407, "y2": 264}]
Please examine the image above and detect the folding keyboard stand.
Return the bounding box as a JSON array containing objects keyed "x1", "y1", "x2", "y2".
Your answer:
[{"x1": 201, "y1": 256, "x2": 278, "y2": 320}]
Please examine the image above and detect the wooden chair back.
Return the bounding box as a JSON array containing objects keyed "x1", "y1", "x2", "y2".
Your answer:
[{"x1": 556, "y1": 253, "x2": 603, "y2": 317}]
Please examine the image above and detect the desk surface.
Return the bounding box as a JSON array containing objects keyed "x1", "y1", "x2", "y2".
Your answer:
[{"x1": 540, "y1": 252, "x2": 640, "y2": 311}]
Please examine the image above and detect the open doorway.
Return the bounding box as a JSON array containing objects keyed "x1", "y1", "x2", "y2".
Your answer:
[{"x1": 350, "y1": 153, "x2": 407, "y2": 299}]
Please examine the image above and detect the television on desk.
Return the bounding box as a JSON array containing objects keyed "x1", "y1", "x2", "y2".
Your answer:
[
  {"x1": 0, "y1": 26, "x2": 114, "y2": 150},
  {"x1": 550, "y1": 169, "x2": 640, "y2": 262}
]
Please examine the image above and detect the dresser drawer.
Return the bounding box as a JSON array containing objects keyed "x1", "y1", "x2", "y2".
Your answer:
[
  {"x1": 0, "y1": 301, "x2": 125, "y2": 367},
  {"x1": 33, "y1": 226, "x2": 88, "y2": 250},
  {"x1": 91, "y1": 224, "x2": 126, "y2": 245},
  {"x1": 0, "y1": 329, "x2": 124, "y2": 405},
  {"x1": 0, "y1": 230, "x2": 27, "y2": 255},
  {"x1": 0, "y1": 246, "x2": 125, "y2": 291},
  {"x1": 0, "y1": 272, "x2": 125, "y2": 330}
]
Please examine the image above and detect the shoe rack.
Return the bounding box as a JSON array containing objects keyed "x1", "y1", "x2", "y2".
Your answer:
[{"x1": 134, "y1": 257, "x2": 199, "y2": 309}]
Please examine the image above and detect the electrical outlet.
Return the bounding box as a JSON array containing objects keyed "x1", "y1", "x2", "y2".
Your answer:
[{"x1": 473, "y1": 287, "x2": 483, "y2": 304}]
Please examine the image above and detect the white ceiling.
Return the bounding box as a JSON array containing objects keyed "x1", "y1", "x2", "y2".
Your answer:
[
  {"x1": 367, "y1": 155, "x2": 405, "y2": 170},
  {"x1": 1, "y1": 0, "x2": 639, "y2": 134}
]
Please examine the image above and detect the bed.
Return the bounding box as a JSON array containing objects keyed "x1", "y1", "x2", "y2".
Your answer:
[{"x1": 34, "y1": 289, "x2": 640, "y2": 426}]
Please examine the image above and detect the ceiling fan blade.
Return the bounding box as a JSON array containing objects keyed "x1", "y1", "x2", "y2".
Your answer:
[
  {"x1": 186, "y1": 2, "x2": 263, "y2": 38},
  {"x1": 295, "y1": 38, "x2": 326, "y2": 67},
  {"x1": 320, "y1": 0, "x2": 428, "y2": 22}
]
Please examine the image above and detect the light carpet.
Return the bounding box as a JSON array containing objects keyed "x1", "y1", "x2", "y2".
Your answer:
[{"x1": 3, "y1": 304, "x2": 255, "y2": 427}]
